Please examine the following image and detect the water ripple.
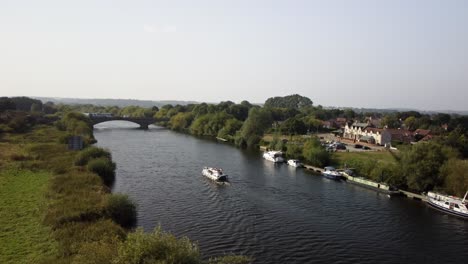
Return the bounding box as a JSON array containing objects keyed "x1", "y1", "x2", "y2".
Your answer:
[{"x1": 94, "y1": 124, "x2": 468, "y2": 264}]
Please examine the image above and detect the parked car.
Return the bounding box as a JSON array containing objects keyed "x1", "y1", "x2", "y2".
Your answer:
[
  {"x1": 336, "y1": 144, "x2": 346, "y2": 150},
  {"x1": 363, "y1": 146, "x2": 371, "y2": 150},
  {"x1": 354, "y1": 144, "x2": 363, "y2": 149}
]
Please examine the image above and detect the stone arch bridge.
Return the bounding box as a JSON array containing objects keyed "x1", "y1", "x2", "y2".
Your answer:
[{"x1": 89, "y1": 116, "x2": 168, "y2": 129}]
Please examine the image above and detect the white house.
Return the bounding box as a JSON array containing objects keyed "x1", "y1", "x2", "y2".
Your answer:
[{"x1": 343, "y1": 123, "x2": 392, "y2": 145}]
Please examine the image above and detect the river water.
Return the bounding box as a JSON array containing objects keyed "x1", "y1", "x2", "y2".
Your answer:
[{"x1": 95, "y1": 122, "x2": 468, "y2": 264}]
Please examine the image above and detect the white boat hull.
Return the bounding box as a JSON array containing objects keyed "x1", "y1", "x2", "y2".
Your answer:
[
  {"x1": 287, "y1": 159, "x2": 303, "y2": 167},
  {"x1": 202, "y1": 168, "x2": 228, "y2": 182},
  {"x1": 426, "y1": 192, "x2": 468, "y2": 219},
  {"x1": 263, "y1": 151, "x2": 284, "y2": 163}
]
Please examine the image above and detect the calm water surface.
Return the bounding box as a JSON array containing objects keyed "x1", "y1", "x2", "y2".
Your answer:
[{"x1": 95, "y1": 122, "x2": 468, "y2": 264}]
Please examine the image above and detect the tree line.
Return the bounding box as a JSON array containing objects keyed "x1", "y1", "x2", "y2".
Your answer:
[{"x1": 1, "y1": 95, "x2": 467, "y2": 196}]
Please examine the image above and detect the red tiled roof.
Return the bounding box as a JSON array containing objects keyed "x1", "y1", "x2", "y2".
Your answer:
[
  {"x1": 414, "y1": 129, "x2": 431, "y2": 136},
  {"x1": 386, "y1": 129, "x2": 413, "y2": 136}
]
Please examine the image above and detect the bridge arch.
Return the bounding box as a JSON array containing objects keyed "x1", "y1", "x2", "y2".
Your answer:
[{"x1": 89, "y1": 116, "x2": 155, "y2": 129}]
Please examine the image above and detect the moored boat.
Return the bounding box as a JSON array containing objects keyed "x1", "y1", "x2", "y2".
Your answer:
[
  {"x1": 287, "y1": 159, "x2": 303, "y2": 167},
  {"x1": 202, "y1": 167, "x2": 228, "y2": 182},
  {"x1": 322, "y1": 166, "x2": 342, "y2": 180},
  {"x1": 342, "y1": 171, "x2": 400, "y2": 196},
  {"x1": 263, "y1": 151, "x2": 285, "y2": 163},
  {"x1": 426, "y1": 191, "x2": 468, "y2": 219}
]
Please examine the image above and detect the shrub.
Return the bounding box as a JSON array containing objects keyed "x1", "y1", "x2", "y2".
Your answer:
[
  {"x1": 87, "y1": 158, "x2": 116, "y2": 185},
  {"x1": 53, "y1": 219, "x2": 125, "y2": 257},
  {"x1": 72, "y1": 237, "x2": 121, "y2": 264},
  {"x1": 114, "y1": 227, "x2": 201, "y2": 264},
  {"x1": 45, "y1": 171, "x2": 109, "y2": 228},
  {"x1": 75, "y1": 147, "x2": 111, "y2": 166},
  {"x1": 106, "y1": 194, "x2": 137, "y2": 228},
  {"x1": 302, "y1": 138, "x2": 330, "y2": 167}
]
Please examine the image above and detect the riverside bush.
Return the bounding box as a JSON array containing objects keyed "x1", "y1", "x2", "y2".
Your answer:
[
  {"x1": 114, "y1": 227, "x2": 201, "y2": 264},
  {"x1": 53, "y1": 219, "x2": 125, "y2": 257},
  {"x1": 45, "y1": 171, "x2": 109, "y2": 228},
  {"x1": 87, "y1": 157, "x2": 116, "y2": 185},
  {"x1": 74, "y1": 147, "x2": 111, "y2": 166},
  {"x1": 106, "y1": 194, "x2": 137, "y2": 228}
]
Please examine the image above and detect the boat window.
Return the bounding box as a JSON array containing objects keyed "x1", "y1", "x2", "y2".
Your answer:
[
  {"x1": 454, "y1": 204, "x2": 459, "y2": 209},
  {"x1": 445, "y1": 202, "x2": 449, "y2": 205}
]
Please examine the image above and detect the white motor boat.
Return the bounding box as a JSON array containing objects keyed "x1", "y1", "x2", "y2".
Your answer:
[
  {"x1": 287, "y1": 159, "x2": 303, "y2": 167},
  {"x1": 263, "y1": 151, "x2": 285, "y2": 163},
  {"x1": 322, "y1": 166, "x2": 342, "y2": 180},
  {"x1": 426, "y1": 191, "x2": 468, "y2": 219},
  {"x1": 202, "y1": 167, "x2": 228, "y2": 182}
]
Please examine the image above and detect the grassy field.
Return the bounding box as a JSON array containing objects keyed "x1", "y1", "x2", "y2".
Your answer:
[
  {"x1": 0, "y1": 126, "x2": 68, "y2": 263},
  {"x1": 0, "y1": 170, "x2": 57, "y2": 264},
  {"x1": 333, "y1": 150, "x2": 397, "y2": 168},
  {"x1": 263, "y1": 133, "x2": 309, "y2": 143}
]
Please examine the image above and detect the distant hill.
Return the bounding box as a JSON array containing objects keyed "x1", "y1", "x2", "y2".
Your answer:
[
  {"x1": 324, "y1": 106, "x2": 468, "y2": 116},
  {"x1": 34, "y1": 97, "x2": 199, "y2": 108},
  {"x1": 32, "y1": 97, "x2": 467, "y2": 115}
]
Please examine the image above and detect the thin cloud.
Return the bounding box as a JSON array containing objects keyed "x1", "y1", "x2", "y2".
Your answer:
[{"x1": 143, "y1": 24, "x2": 177, "y2": 33}]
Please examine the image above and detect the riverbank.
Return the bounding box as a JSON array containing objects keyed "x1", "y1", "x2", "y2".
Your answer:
[
  {"x1": 0, "y1": 124, "x2": 125, "y2": 263},
  {"x1": 260, "y1": 146, "x2": 429, "y2": 203},
  {"x1": 0, "y1": 116, "x2": 251, "y2": 264},
  {"x1": 94, "y1": 124, "x2": 468, "y2": 263}
]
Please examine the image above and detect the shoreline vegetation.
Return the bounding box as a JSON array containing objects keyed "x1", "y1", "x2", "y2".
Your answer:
[
  {"x1": 146, "y1": 95, "x2": 467, "y2": 198},
  {"x1": 1, "y1": 94, "x2": 467, "y2": 262},
  {"x1": 0, "y1": 97, "x2": 251, "y2": 263}
]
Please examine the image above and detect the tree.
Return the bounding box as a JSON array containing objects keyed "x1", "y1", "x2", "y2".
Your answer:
[
  {"x1": 303, "y1": 116, "x2": 322, "y2": 133},
  {"x1": 343, "y1": 109, "x2": 356, "y2": 119},
  {"x1": 217, "y1": 118, "x2": 242, "y2": 139},
  {"x1": 280, "y1": 117, "x2": 307, "y2": 135},
  {"x1": 0, "y1": 97, "x2": 16, "y2": 112},
  {"x1": 286, "y1": 142, "x2": 303, "y2": 160},
  {"x1": 226, "y1": 104, "x2": 249, "y2": 121},
  {"x1": 381, "y1": 114, "x2": 400, "y2": 128},
  {"x1": 400, "y1": 142, "x2": 456, "y2": 192},
  {"x1": 302, "y1": 137, "x2": 330, "y2": 167},
  {"x1": 30, "y1": 102, "x2": 42, "y2": 112},
  {"x1": 441, "y1": 126, "x2": 468, "y2": 158},
  {"x1": 43, "y1": 101, "x2": 57, "y2": 114},
  {"x1": 404, "y1": 116, "x2": 417, "y2": 131},
  {"x1": 11, "y1": 96, "x2": 42, "y2": 111},
  {"x1": 264, "y1": 94, "x2": 313, "y2": 109},
  {"x1": 440, "y1": 159, "x2": 468, "y2": 197},
  {"x1": 170, "y1": 112, "x2": 194, "y2": 131},
  {"x1": 433, "y1": 113, "x2": 451, "y2": 126},
  {"x1": 237, "y1": 108, "x2": 272, "y2": 148}
]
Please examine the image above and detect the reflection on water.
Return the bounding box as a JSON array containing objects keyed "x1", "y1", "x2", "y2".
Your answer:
[{"x1": 95, "y1": 122, "x2": 468, "y2": 264}]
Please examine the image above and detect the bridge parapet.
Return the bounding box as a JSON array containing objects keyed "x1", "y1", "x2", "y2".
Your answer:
[{"x1": 89, "y1": 116, "x2": 157, "y2": 129}]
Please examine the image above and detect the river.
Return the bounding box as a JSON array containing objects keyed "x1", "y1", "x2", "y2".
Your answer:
[{"x1": 95, "y1": 122, "x2": 468, "y2": 264}]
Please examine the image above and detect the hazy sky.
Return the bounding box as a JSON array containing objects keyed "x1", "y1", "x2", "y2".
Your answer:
[{"x1": 1, "y1": 0, "x2": 467, "y2": 110}]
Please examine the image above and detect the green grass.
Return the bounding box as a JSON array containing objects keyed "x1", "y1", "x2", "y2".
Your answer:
[
  {"x1": 0, "y1": 170, "x2": 57, "y2": 264},
  {"x1": 333, "y1": 151, "x2": 397, "y2": 168},
  {"x1": 4, "y1": 125, "x2": 64, "y2": 144},
  {"x1": 262, "y1": 133, "x2": 308, "y2": 143}
]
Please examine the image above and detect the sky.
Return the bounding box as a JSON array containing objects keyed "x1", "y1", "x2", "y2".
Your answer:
[{"x1": 1, "y1": 0, "x2": 467, "y2": 111}]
